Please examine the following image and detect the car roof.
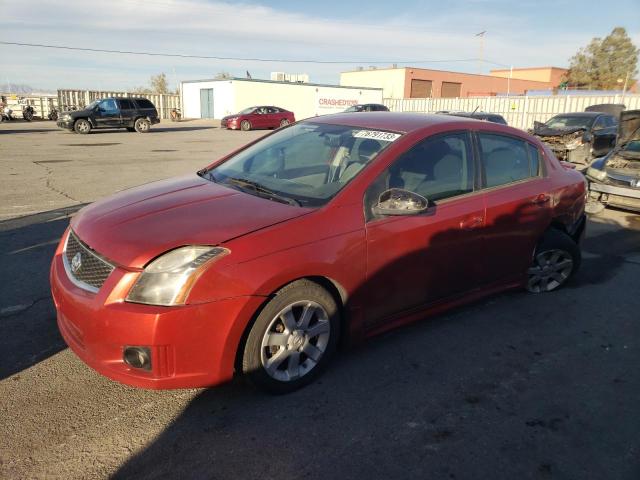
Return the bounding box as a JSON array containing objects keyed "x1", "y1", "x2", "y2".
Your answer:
[
  {"x1": 550, "y1": 112, "x2": 606, "y2": 118},
  {"x1": 308, "y1": 112, "x2": 492, "y2": 134}
]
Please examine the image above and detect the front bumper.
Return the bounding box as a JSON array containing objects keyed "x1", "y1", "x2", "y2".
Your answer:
[
  {"x1": 50, "y1": 245, "x2": 265, "y2": 389},
  {"x1": 588, "y1": 182, "x2": 640, "y2": 212},
  {"x1": 56, "y1": 119, "x2": 74, "y2": 130}
]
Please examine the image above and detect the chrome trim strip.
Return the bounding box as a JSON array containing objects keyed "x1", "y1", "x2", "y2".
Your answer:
[{"x1": 590, "y1": 183, "x2": 640, "y2": 199}]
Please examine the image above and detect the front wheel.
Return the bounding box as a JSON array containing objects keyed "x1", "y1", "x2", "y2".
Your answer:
[
  {"x1": 242, "y1": 280, "x2": 340, "y2": 394},
  {"x1": 240, "y1": 120, "x2": 251, "y2": 131},
  {"x1": 74, "y1": 119, "x2": 91, "y2": 134},
  {"x1": 134, "y1": 117, "x2": 151, "y2": 133},
  {"x1": 527, "y1": 229, "x2": 581, "y2": 293}
]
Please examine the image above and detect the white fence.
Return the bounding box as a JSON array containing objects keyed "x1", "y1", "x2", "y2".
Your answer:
[
  {"x1": 57, "y1": 90, "x2": 180, "y2": 120},
  {"x1": 384, "y1": 95, "x2": 640, "y2": 130}
]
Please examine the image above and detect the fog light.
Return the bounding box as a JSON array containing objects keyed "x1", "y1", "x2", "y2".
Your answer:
[{"x1": 123, "y1": 346, "x2": 151, "y2": 371}]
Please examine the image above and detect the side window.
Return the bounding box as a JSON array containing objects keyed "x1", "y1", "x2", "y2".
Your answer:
[
  {"x1": 365, "y1": 132, "x2": 474, "y2": 218},
  {"x1": 134, "y1": 98, "x2": 154, "y2": 109},
  {"x1": 118, "y1": 99, "x2": 134, "y2": 110},
  {"x1": 98, "y1": 99, "x2": 118, "y2": 112},
  {"x1": 593, "y1": 116, "x2": 607, "y2": 130},
  {"x1": 479, "y1": 133, "x2": 534, "y2": 188},
  {"x1": 267, "y1": 107, "x2": 278, "y2": 114}
]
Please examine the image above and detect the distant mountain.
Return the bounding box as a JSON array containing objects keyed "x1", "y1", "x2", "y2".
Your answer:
[{"x1": 1, "y1": 83, "x2": 56, "y2": 95}]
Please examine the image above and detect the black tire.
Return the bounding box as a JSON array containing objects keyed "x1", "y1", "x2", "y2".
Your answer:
[
  {"x1": 74, "y1": 119, "x2": 91, "y2": 134},
  {"x1": 242, "y1": 279, "x2": 340, "y2": 394},
  {"x1": 240, "y1": 120, "x2": 251, "y2": 131},
  {"x1": 126, "y1": 127, "x2": 136, "y2": 132},
  {"x1": 134, "y1": 117, "x2": 151, "y2": 133},
  {"x1": 279, "y1": 119, "x2": 290, "y2": 128},
  {"x1": 527, "y1": 229, "x2": 581, "y2": 293}
]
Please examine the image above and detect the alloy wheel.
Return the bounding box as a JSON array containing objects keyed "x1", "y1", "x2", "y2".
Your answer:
[
  {"x1": 260, "y1": 300, "x2": 331, "y2": 382},
  {"x1": 527, "y1": 249, "x2": 574, "y2": 293}
]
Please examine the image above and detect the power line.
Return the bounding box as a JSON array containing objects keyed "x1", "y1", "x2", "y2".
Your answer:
[{"x1": 0, "y1": 40, "x2": 507, "y2": 66}]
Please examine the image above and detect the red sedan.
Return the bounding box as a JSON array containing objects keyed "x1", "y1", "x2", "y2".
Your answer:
[
  {"x1": 220, "y1": 106, "x2": 295, "y2": 131},
  {"x1": 50, "y1": 113, "x2": 586, "y2": 393}
]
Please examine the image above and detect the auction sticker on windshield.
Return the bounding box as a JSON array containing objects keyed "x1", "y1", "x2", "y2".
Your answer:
[{"x1": 353, "y1": 130, "x2": 401, "y2": 142}]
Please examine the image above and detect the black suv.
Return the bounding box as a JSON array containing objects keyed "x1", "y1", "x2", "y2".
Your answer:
[
  {"x1": 57, "y1": 97, "x2": 160, "y2": 134},
  {"x1": 436, "y1": 111, "x2": 508, "y2": 125}
]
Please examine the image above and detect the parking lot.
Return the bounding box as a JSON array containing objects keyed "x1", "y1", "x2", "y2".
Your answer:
[{"x1": 1, "y1": 120, "x2": 639, "y2": 479}]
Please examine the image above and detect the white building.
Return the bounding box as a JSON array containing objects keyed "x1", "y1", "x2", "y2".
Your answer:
[{"x1": 180, "y1": 78, "x2": 383, "y2": 120}]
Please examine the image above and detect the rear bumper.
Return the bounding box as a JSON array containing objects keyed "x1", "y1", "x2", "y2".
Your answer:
[{"x1": 50, "y1": 248, "x2": 265, "y2": 389}]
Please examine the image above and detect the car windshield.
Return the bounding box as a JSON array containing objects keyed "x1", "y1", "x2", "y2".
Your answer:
[
  {"x1": 85, "y1": 100, "x2": 100, "y2": 110},
  {"x1": 545, "y1": 115, "x2": 594, "y2": 129},
  {"x1": 238, "y1": 107, "x2": 256, "y2": 115},
  {"x1": 201, "y1": 122, "x2": 401, "y2": 207}
]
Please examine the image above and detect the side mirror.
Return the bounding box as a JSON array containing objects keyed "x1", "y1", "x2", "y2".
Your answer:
[
  {"x1": 372, "y1": 188, "x2": 430, "y2": 216},
  {"x1": 583, "y1": 132, "x2": 593, "y2": 142}
]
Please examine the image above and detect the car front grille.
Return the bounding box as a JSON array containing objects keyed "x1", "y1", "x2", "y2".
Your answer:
[{"x1": 63, "y1": 231, "x2": 115, "y2": 293}]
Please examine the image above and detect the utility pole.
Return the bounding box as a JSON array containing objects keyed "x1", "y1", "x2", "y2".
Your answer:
[
  {"x1": 507, "y1": 65, "x2": 513, "y2": 96},
  {"x1": 475, "y1": 31, "x2": 486, "y2": 75}
]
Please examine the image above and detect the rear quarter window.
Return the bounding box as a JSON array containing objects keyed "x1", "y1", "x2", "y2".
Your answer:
[{"x1": 134, "y1": 98, "x2": 155, "y2": 109}]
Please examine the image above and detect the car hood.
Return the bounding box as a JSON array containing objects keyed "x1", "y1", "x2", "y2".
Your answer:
[
  {"x1": 66, "y1": 109, "x2": 92, "y2": 118},
  {"x1": 532, "y1": 121, "x2": 587, "y2": 137},
  {"x1": 617, "y1": 110, "x2": 640, "y2": 146},
  {"x1": 71, "y1": 174, "x2": 312, "y2": 268}
]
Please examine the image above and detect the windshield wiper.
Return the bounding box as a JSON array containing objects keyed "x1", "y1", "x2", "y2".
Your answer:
[{"x1": 224, "y1": 177, "x2": 301, "y2": 206}]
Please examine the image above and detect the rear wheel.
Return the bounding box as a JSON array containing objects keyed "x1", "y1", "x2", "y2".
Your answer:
[
  {"x1": 527, "y1": 229, "x2": 580, "y2": 293},
  {"x1": 240, "y1": 120, "x2": 251, "y2": 131},
  {"x1": 134, "y1": 117, "x2": 151, "y2": 133},
  {"x1": 279, "y1": 119, "x2": 290, "y2": 128},
  {"x1": 242, "y1": 280, "x2": 340, "y2": 394},
  {"x1": 74, "y1": 119, "x2": 91, "y2": 134}
]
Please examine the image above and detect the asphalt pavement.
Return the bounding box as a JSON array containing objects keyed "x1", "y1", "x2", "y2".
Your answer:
[{"x1": 1, "y1": 121, "x2": 639, "y2": 479}]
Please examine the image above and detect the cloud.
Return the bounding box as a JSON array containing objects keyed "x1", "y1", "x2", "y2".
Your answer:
[{"x1": 1, "y1": 0, "x2": 638, "y2": 90}]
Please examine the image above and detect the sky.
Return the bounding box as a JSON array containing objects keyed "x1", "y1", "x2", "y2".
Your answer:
[{"x1": 1, "y1": 0, "x2": 639, "y2": 92}]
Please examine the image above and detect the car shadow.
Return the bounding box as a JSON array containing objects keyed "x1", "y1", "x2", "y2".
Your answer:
[
  {"x1": 0, "y1": 205, "x2": 85, "y2": 380},
  {"x1": 0, "y1": 128, "x2": 58, "y2": 134}
]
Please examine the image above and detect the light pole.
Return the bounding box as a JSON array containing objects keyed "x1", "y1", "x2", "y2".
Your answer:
[{"x1": 475, "y1": 31, "x2": 486, "y2": 74}]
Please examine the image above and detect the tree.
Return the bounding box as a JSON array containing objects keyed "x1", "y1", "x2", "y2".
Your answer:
[
  {"x1": 150, "y1": 73, "x2": 169, "y2": 94},
  {"x1": 564, "y1": 27, "x2": 639, "y2": 90}
]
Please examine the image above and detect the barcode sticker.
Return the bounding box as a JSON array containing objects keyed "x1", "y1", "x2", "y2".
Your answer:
[{"x1": 352, "y1": 130, "x2": 401, "y2": 142}]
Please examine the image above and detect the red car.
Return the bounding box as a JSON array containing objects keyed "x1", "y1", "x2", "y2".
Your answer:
[
  {"x1": 50, "y1": 113, "x2": 586, "y2": 393},
  {"x1": 220, "y1": 106, "x2": 295, "y2": 131}
]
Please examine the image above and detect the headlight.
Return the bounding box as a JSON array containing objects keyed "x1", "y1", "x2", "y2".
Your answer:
[
  {"x1": 565, "y1": 138, "x2": 583, "y2": 150},
  {"x1": 126, "y1": 246, "x2": 229, "y2": 306},
  {"x1": 63, "y1": 114, "x2": 72, "y2": 121},
  {"x1": 586, "y1": 167, "x2": 607, "y2": 181}
]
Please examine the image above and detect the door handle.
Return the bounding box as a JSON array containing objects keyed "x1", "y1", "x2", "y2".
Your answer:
[
  {"x1": 531, "y1": 194, "x2": 550, "y2": 205},
  {"x1": 459, "y1": 216, "x2": 483, "y2": 230}
]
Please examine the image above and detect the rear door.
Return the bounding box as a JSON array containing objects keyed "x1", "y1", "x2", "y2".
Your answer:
[
  {"x1": 477, "y1": 132, "x2": 553, "y2": 286},
  {"x1": 117, "y1": 99, "x2": 135, "y2": 127},
  {"x1": 363, "y1": 131, "x2": 486, "y2": 329}
]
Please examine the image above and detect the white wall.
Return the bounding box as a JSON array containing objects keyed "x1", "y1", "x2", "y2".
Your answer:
[
  {"x1": 181, "y1": 79, "x2": 383, "y2": 120},
  {"x1": 341, "y1": 69, "x2": 407, "y2": 99},
  {"x1": 181, "y1": 80, "x2": 234, "y2": 119}
]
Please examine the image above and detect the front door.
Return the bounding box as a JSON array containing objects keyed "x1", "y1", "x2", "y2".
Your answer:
[
  {"x1": 94, "y1": 99, "x2": 121, "y2": 128},
  {"x1": 200, "y1": 89, "x2": 214, "y2": 118},
  {"x1": 363, "y1": 132, "x2": 486, "y2": 329}
]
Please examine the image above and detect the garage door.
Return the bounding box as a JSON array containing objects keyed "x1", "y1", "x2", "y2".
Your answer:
[
  {"x1": 200, "y1": 89, "x2": 214, "y2": 118},
  {"x1": 410, "y1": 80, "x2": 432, "y2": 98},
  {"x1": 441, "y1": 82, "x2": 462, "y2": 98}
]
